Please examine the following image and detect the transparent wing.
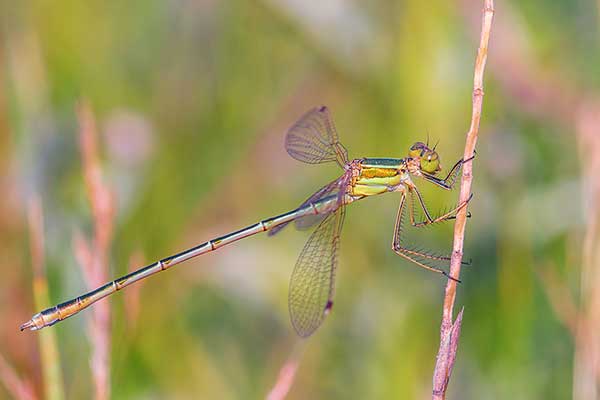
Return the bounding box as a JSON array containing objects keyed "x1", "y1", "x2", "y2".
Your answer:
[
  {"x1": 285, "y1": 106, "x2": 349, "y2": 168},
  {"x1": 268, "y1": 174, "x2": 349, "y2": 237},
  {"x1": 288, "y1": 205, "x2": 346, "y2": 337},
  {"x1": 295, "y1": 174, "x2": 349, "y2": 231}
]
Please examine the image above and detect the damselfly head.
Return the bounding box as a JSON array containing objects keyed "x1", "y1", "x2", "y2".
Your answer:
[
  {"x1": 408, "y1": 142, "x2": 427, "y2": 159},
  {"x1": 408, "y1": 142, "x2": 441, "y2": 174}
]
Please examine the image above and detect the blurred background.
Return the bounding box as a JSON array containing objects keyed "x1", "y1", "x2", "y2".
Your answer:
[{"x1": 1, "y1": 0, "x2": 599, "y2": 398}]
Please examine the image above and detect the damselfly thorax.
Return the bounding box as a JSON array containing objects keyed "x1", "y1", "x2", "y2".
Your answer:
[{"x1": 348, "y1": 158, "x2": 413, "y2": 197}]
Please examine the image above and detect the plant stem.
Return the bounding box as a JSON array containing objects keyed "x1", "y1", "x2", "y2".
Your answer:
[{"x1": 431, "y1": 1, "x2": 494, "y2": 398}]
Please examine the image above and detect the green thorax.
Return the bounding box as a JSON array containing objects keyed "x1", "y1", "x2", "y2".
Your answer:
[{"x1": 350, "y1": 158, "x2": 409, "y2": 197}]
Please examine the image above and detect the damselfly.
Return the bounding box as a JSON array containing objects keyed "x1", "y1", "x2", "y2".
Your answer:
[{"x1": 21, "y1": 106, "x2": 472, "y2": 337}]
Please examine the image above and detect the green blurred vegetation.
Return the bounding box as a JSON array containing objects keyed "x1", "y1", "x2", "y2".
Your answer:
[{"x1": 1, "y1": 0, "x2": 596, "y2": 398}]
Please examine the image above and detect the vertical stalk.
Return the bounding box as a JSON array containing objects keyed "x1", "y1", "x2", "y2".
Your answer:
[{"x1": 431, "y1": 1, "x2": 494, "y2": 398}]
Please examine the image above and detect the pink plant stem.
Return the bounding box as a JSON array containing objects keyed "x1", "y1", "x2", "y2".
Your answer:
[
  {"x1": 266, "y1": 346, "x2": 304, "y2": 400},
  {"x1": 0, "y1": 354, "x2": 37, "y2": 400},
  {"x1": 76, "y1": 102, "x2": 115, "y2": 400},
  {"x1": 431, "y1": 1, "x2": 494, "y2": 398},
  {"x1": 267, "y1": 359, "x2": 300, "y2": 400},
  {"x1": 573, "y1": 107, "x2": 600, "y2": 400}
]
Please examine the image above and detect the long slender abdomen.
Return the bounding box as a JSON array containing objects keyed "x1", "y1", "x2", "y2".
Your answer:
[{"x1": 20, "y1": 194, "x2": 351, "y2": 331}]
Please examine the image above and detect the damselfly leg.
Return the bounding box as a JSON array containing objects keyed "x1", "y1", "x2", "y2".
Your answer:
[
  {"x1": 392, "y1": 192, "x2": 471, "y2": 282},
  {"x1": 409, "y1": 189, "x2": 473, "y2": 228},
  {"x1": 421, "y1": 153, "x2": 476, "y2": 190}
]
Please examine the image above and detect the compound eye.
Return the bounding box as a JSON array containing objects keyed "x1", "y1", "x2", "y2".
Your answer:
[
  {"x1": 420, "y1": 151, "x2": 440, "y2": 174},
  {"x1": 408, "y1": 142, "x2": 427, "y2": 159}
]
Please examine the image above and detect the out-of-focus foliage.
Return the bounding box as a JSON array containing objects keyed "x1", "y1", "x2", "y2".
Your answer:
[{"x1": 0, "y1": 0, "x2": 595, "y2": 398}]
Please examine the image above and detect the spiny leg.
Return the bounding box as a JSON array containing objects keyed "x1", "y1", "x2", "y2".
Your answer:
[
  {"x1": 391, "y1": 194, "x2": 461, "y2": 282},
  {"x1": 421, "y1": 153, "x2": 476, "y2": 190},
  {"x1": 409, "y1": 186, "x2": 434, "y2": 224},
  {"x1": 409, "y1": 188, "x2": 473, "y2": 228},
  {"x1": 406, "y1": 189, "x2": 472, "y2": 265},
  {"x1": 402, "y1": 247, "x2": 472, "y2": 266}
]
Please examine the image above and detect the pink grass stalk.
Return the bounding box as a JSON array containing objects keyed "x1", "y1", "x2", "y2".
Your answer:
[
  {"x1": 0, "y1": 354, "x2": 37, "y2": 400},
  {"x1": 431, "y1": 1, "x2": 494, "y2": 398},
  {"x1": 76, "y1": 102, "x2": 116, "y2": 400},
  {"x1": 266, "y1": 360, "x2": 299, "y2": 400},
  {"x1": 572, "y1": 105, "x2": 600, "y2": 400},
  {"x1": 266, "y1": 350, "x2": 302, "y2": 400},
  {"x1": 538, "y1": 110, "x2": 600, "y2": 399}
]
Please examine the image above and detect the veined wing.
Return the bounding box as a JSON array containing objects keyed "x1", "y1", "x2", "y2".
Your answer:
[
  {"x1": 288, "y1": 205, "x2": 346, "y2": 337},
  {"x1": 285, "y1": 106, "x2": 349, "y2": 168},
  {"x1": 268, "y1": 174, "x2": 348, "y2": 237}
]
